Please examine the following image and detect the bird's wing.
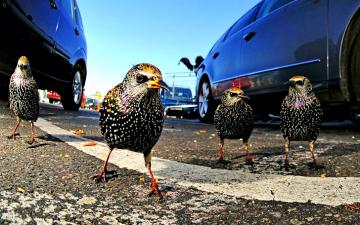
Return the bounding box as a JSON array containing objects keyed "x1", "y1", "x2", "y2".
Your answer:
[
  {"x1": 194, "y1": 56, "x2": 204, "y2": 69},
  {"x1": 179, "y1": 57, "x2": 194, "y2": 71}
]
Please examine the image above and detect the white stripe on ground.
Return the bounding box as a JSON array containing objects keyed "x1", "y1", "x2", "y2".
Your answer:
[{"x1": 35, "y1": 118, "x2": 360, "y2": 206}]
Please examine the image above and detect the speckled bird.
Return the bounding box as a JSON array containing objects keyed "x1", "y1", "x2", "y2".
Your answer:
[
  {"x1": 8, "y1": 56, "x2": 39, "y2": 144},
  {"x1": 96, "y1": 63, "x2": 169, "y2": 196},
  {"x1": 280, "y1": 76, "x2": 323, "y2": 170},
  {"x1": 214, "y1": 87, "x2": 254, "y2": 163}
]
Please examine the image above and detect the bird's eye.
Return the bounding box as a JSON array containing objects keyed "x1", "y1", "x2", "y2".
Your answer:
[
  {"x1": 296, "y1": 80, "x2": 304, "y2": 85},
  {"x1": 136, "y1": 74, "x2": 149, "y2": 83},
  {"x1": 230, "y1": 92, "x2": 237, "y2": 97}
]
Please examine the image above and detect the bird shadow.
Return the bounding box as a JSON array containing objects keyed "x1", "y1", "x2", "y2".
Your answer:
[
  {"x1": 104, "y1": 170, "x2": 119, "y2": 181},
  {"x1": 27, "y1": 142, "x2": 56, "y2": 149},
  {"x1": 229, "y1": 150, "x2": 284, "y2": 161}
]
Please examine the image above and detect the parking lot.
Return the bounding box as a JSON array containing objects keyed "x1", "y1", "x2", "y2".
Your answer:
[{"x1": 0, "y1": 100, "x2": 359, "y2": 224}]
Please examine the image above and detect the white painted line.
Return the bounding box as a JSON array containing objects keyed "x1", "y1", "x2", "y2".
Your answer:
[{"x1": 35, "y1": 118, "x2": 360, "y2": 206}]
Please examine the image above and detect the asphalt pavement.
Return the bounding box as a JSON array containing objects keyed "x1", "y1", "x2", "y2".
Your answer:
[{"x1": 0, "y1": 100, "x2": 359, "y2": 224}]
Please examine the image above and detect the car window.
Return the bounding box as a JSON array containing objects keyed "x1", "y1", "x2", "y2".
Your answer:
[
  {"x1": 61, "y1": 0, "x2": 75, "y2": 20},
  {"x1": 256, "y1": 0, "x2": 294, "y2": 19},
  {"x1": 223, "y1": 4, "x2": 260, "y2": 40},
  {"x1": 74, "y1": 2, "x2": 84, "y2": 30}
]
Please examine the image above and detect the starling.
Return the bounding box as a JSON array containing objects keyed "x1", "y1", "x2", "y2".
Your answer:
[
  {"x1": 214, "y1": 87, "x2": 254, "y2": 163},
  {"x1": 280, "y1": 76, "x2": 323, "y2": 170},
  {"x1": 96, "y1": 63, "x2": 169, "y2": 196},
  {"x1": 8, "y1": 56, "x2": 39, "y2": 144},
  {"x1": 178, "y1": 56, "x2": 204, "y2": 73}
]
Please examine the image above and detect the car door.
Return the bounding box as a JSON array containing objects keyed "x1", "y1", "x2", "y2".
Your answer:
[
  {"x1": 52, "y1": 0, "x2": 82, "y2": 81},
  {"x1": 211, "y1": 4, "x2": 260, "y2": 96},
  {"x1": 12, "y1": 0, "x2": 60, "y2": 77},
  {"x1": 240, "y1": 0, "x2": 328, "y2": 96}
]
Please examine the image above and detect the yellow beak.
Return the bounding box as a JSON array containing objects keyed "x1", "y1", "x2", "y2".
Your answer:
[{"x1": 148, "y1": 80, "x2": 170, "y2": 91}]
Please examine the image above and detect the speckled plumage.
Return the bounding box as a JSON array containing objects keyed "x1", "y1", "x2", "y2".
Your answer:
[
  {"x1": 8, "y1": 56, "x2": 39, "y2": 144},
  {"x1": 280, "y1": 76, "x2": 323, "y2": 170},
  {"x1": 99, "y1": 65, "x2": 164, "y2": 154},
  {"x1": 96, "y1": 63, "x2": 168, "y2": 196},
  {"x1": 214, "y1": 87, "x2": 254, "y2": 162}
]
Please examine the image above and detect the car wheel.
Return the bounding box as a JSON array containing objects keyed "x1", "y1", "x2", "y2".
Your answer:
[
  {"x1": 0, "y1": 78, "x2": 9, "y2": 100},
  {"x1": 61, "y1": 65, "x2": 84, "y2": 111},
  {"x1": 198, "y1": 78, "x2": 215, "y2": 123},
  {"x1": 350, "y1": 31, "x2": 360, "y2": 103}
]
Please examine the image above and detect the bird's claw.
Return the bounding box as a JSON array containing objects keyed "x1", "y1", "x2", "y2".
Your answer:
[
  {"x1": 282, "y1": 161, "x2": 296, "y2": 171},
  {"x1": 245, "y1": 156, "x2": 254, "y2": 165},
  {"x1": 27, "y1": 139, "x2": 36, "y2": 145},
  {"x1": 217, "y1": 158, "x2": 230, "y2": 164},
  {"x1": 284, "y1": 164, "x2": 290, "y2": 171},
  {"x1": 149, "y1": 187, "x2": 162, "y2": 199},
  {"x1": 148, "y1": 181, "x2": 162, "y2": 198},
  {"x1": 308, "y1": 161, "x2": 319, "y2": 170},
  {"x1": 7, "y1": 133, "x2": 20, "y2": 140},
  {"x1": 93, "y1": 174, "x2": 107, "y2": 183}
]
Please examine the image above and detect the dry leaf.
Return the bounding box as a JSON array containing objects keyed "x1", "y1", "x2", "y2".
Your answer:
[
  {"x1": 72, "y1": 129, "x2": 85, "y2": 135},
  {"x1": 346, "y1": 204, "x2": 360, "y2": 211},
  {"x1": 84, "y1": 141, "x2": 96, "y2": 147},
  {"x1": 17, "y1": 187, "x2": 25, "y2": 193},
  {"x1": 199, "y1": 128, "x2": 207, "y2": 134},
  {"x1": 320, "y1": 173, "x2": 326, "y2": 178},
  {"x1": 139, "y1": 176, "x2": 145, "y2": 182}
]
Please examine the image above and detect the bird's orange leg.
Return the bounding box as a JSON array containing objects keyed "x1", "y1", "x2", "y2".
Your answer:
[
  {"x1": 28, "y1": 122, "x2": 36, "y2": 144},
  {"x1": 93, "y1": 148, "x2": 113, "y2": 182},
  {"x1": 284, "y1": 138, "x2": 290, "y2": 171},
  {"x1": 8, "y1": 117, "x2": 21, "y2": 140},
  {"x1": 218, "y1": 139, "x2": 224, "y2": 161},
  {"x1": 145, "y1": 152, "x2": 161, "y2": 197},
  {"x1": 243, "y1": 141, "x2": 253, "y2": 164},
  {"x1": 308, "y1": 140, "x2": 317, "y2": 169}
]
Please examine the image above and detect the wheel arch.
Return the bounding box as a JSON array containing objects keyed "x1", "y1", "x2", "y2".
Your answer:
[{"x1": 340, "y1": 6, "x2": 360, "y2": 103}]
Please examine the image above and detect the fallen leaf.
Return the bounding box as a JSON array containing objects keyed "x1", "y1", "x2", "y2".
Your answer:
[
  {"x1": 320, "y1": 173, "x2": 326, "y2": 178},
  {"x1": 83, "y1": 141, "x2": 96, "y2": 147},
  {"x1": 72, "y1": 129, "x2": 85, "y2": 135},
  {"x1": 346, "y1": 203, "x2": 360, "y2": 211},
  {"x1": 139, "y1": 176, "x2": 145, "y2": 182},
  {"x1": 17, "y1": 187, "x2": 25, "y2": 193},
  {"x1": 64, "y1": 154, "x2": 70, "y2": 158},
  {"x1": 199, "y1": 128, "x2": 207, "y2": 134}
]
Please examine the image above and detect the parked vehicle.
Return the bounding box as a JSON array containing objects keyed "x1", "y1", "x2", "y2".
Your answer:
[
  {"x1": 0, "y1": 0, "x2": 87, "y2": 110},
  {"x1": 46, "y1": 90, "x2": 61, "y2": 104},
  {"x1": 196, "y1": 0, "x2": 360, "y2": 122},
  {"x1": 84, "y1": 98, "x2": 100, "y2": 110},
  {"x1": 161, "y1": 87, "x2": 198, "y2": 118}
]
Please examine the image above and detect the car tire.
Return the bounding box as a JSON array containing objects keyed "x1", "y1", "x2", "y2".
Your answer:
[
  {"x1": 350, "y1": 30, "x2": 360, "y2": 103},
  {"x1": 0, "y1": 78, "x2": 9, "y2": 100},
  {"x1": 197, "y1": 77, "x2": 216, "y2": 123},
  {"x1": 61, "y1": 64, "x2": 84, "y2": 111}
]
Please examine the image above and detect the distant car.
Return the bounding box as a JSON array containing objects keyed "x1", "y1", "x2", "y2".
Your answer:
[
  {"x1": 46, "y1": 90, "x2": 61, "y2": 104},
  {"x1": 196, "y1": 0, "x2": 360, "y2": 122},
  {"x1": 161, "y1": 87, "x2": 198, "y2": 118},
  {"x1": 85, "y1": 98, "x2": 100, "y2": 110},
  {"x1": 0, "y1": 0, "x2": 87, "y2": 110}
]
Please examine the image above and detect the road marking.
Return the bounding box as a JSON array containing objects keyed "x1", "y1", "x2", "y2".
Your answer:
[{"x1": 35, "y1": 118, "x2": 360, "y2": 206}]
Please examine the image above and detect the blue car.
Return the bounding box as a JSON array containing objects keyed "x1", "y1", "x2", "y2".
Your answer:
[
  {"x1": 0, "y1": 0, "x2": 87, "y2": 110},
  {"x1": 196, "y1": 0, "x2": 360, "y2": 122}
]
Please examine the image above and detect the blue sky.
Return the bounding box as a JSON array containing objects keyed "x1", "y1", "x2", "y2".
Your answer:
[{"x1": 77, "y1": 0, "x2": 259, "y2": 97}]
